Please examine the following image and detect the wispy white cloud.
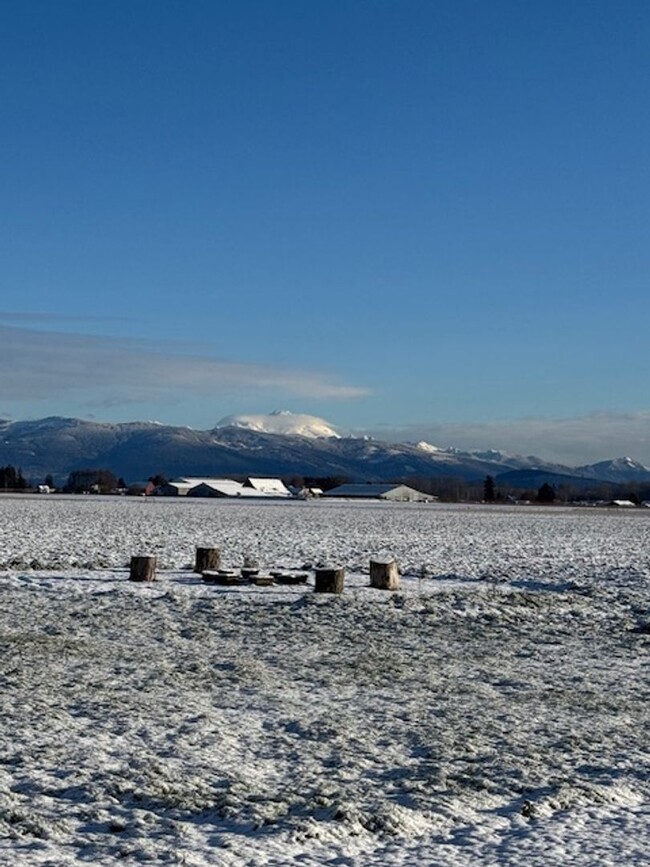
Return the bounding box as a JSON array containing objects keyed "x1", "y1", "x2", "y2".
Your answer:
[
  {"x1": 0, "y1": 325, "x2": 368, "y2": 404},
  {"x1": 364, "y1": 412, "x2": 650, "y2": 466}
]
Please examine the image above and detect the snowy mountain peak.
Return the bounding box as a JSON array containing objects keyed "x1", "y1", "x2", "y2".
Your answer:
[
  {"x1": 215, "y1": 411, "x2": 340, "y2": 439},
  {"x1": 470, "y1": 448, "x2": 508, "y2": 461},
  {"x1": 575, "y1": 455, "x2": 650, "y2": 483},
  {"x1": 618, "y1": 456, "x2": 647, "y2": 469},
  {"x1": 415, "y1": 440, "x2": 443, "y2": 453},
  {"x1": 592, "y1": 456, "x2": 648, "y2": 471}
]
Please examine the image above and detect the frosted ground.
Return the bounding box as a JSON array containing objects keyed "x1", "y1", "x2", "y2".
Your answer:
[{"x1": 1, "y1": 496, "x2": 649, "y2": 866}]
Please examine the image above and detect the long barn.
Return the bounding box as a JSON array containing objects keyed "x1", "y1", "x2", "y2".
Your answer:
[{"x1": 323, "y1": 483, "x2": 432, "y2": 502}]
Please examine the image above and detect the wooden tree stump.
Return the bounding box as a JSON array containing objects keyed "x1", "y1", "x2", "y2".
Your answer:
[
  {"x1": 194, "y1": 546, "x2": 221, "y2": 574},
  {"x1": 369, "y1": 559, "x2": 400, "y2": 591},
  {"x1": 130, "y1": 556, "x2": 156, "y2": 582},
  {"x1": 314, "y1": 567, "x2": 345, "y2": 594}
]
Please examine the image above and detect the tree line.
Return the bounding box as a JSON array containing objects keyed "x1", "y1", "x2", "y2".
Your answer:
[
  {"x1": 1, "y1": 464, "x2": 648, "y2": 503},
  {"x1": 0, "y1": 466, "x2": 126, "y2": 494},
  {"x1": 394, "y1": 474, "x2": 650, "y2": 504},
  {"x1": 0, "y1": 465, "x2": 28, "y2": 490}
]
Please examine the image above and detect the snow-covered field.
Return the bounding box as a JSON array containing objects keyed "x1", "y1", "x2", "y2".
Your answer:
[{"x1": 1, "y1": 495, "x2": 649, "y2": 865}]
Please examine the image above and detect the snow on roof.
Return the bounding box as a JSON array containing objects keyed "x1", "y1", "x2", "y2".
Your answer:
[
  {"x1": 172, "y1": 477, "x2": 242, "y2": 487},
  {"x1": 189, "y1": 480, "x2": 246, "y2": 497},
  {"x1": 162, "y1": 477, "x2": 293, "y2": 498},
  {"x1": 153, "y1": 478, "x2": 246, "y2": 497},
  {"x1": 323, "y1": 483, "x2": 403, "y2": 497},
  {"x1": 323, "y1": 483, "x2": 431, "y2": 501},
  {"x1": 245, "y1": 477, "x2": 290, "y2": 495}
]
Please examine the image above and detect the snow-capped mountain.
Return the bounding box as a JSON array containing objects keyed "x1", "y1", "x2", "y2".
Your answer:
[
  {"x1": 0, "y1": 415, "x2": 648, "y2": 486},
  {"x1": 574, "y1": 456, "x2": 650, "y2": 484},
  {"x1": 415, "y1": 441, "x2": 443, "y2": 454},
  {"x1": 412, "y1": 442, "x2": 562, "y2": 471},
  {"x1": 215, "y1": 410, "x2": 340, "y2": 439}
]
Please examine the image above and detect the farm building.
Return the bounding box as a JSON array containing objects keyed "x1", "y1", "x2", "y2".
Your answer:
[
  {"x1": 152, "y1": 477, "x2": 293, "y2": 499},
  {"x1": 152, "y1": 477, "x2": 242, "y2": 497},
  {"x1": 187, "y1": 479, "x2": 247, "y2": 498},
  {"x1": 243, "y1": 477, "x2": 291, "y2": 496},
  {"x1": 323, "y1": 483, "x2": 432, "y2": 502},
  {"x1": 152, "y1": 478, "x2": 204, "y2": 496}
]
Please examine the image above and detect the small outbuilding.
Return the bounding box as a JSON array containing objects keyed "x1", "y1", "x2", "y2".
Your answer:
[{"x1": 323, "y1": 483, "x2": 431, "y2": 502}]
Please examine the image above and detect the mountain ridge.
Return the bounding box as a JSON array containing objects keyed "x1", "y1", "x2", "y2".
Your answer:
[{"x1": 1, "y1": 415, "x2": 648, "y2": 486}]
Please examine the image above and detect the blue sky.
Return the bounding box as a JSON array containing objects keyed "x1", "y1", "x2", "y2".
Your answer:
[{"x1": 1, "y1": 0, "x2": 649, "y2": 462}]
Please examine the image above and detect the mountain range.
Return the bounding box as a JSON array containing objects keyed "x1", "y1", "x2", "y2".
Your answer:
[{"x1": 1, "y1": 412, "x2": 649, "y2": 488}]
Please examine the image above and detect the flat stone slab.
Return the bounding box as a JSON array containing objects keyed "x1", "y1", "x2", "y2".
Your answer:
[{"x1": 202, "y1": 570, "x2": 241, "y2": 585}]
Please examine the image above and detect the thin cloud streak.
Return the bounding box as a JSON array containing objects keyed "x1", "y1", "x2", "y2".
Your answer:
[
  {"x1": 365, "y1": 412, "x2": 650, "y2": 466},
  {"x1": 0, "y1": 325, "x2": 368, "y2": 403}
]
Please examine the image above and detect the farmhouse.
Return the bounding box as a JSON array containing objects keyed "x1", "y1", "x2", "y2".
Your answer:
[{"x1": 323, "y1": 483, "x2": 431, "y2": 502}]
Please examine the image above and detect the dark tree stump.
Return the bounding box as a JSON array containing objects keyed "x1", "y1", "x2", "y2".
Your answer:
[
  {"x1": 369, "y1": 559, "x2": 400, "y2": 591},
  {"x1": 194, "y1": 547, "x2": 221, "y2": 574},
  {"x1": 130, "y1": 556, "x2": 156, "y2": 582},
  {"x1": 314, "y1": 568, "x2": 345, "y2": 594}
]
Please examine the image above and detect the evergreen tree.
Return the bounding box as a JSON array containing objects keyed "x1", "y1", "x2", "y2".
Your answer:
[
  {"x1": 537, "y1": 482, "x2": 556, "y2": 504},
  {"x1": 0, "y1": 465, "x2": 28, "y2": 490},
  {"x1": 483, "y1": 475, "x2": 496, "y2": 502},
  {"x1": 66, "y1": 469, "x2": 118, "y2": 494}
]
